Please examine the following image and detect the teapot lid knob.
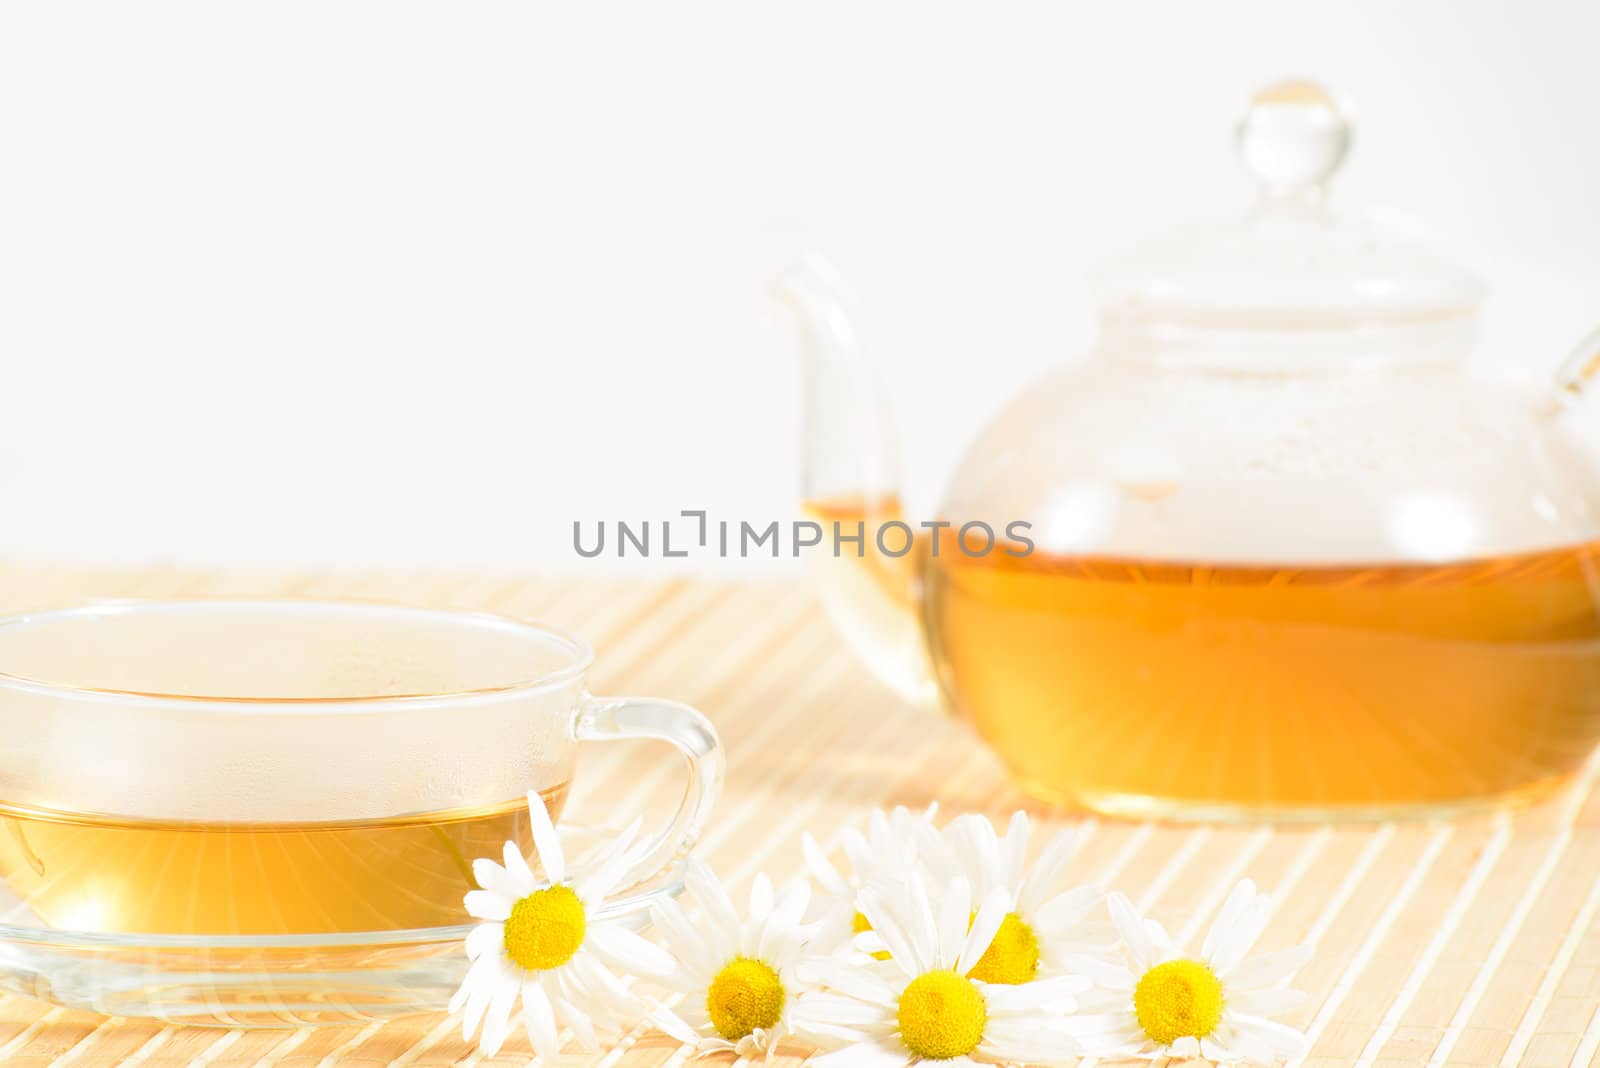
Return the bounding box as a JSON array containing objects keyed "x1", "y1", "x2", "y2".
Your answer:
[
  {"x1": 1090, "y1": 77, "x2": 1486, "y2": 337},
  {"x1": 1236, "y1": 79, "x2": 1352, "y2": 197}
]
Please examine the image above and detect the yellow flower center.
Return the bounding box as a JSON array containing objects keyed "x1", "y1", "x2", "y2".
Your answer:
[
  {"x1": 896, "y1": 969, "x2": 988, "y2": 1061},
  {"x1": 967, "y1": 911, "x2": 1040, "y2": 985},
  {"x1": 502, "y1": 885, "x2": 586, "y2": 972},
  {"x1": 706, "y1": 957, "x2": 786, "y2": 1041},
  {"x1": 1133, "y1": 959, "x2": 1224, "y2": 1046}
]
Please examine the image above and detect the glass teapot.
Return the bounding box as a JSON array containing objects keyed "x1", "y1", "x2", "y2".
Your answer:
[{"x1": 777, "y1": 79, "x2": 1600, "y2": 823}]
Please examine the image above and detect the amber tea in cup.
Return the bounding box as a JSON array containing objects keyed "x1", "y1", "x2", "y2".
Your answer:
[{"x1": 0, "y1": 601, "x2": 720, "y2": 936}]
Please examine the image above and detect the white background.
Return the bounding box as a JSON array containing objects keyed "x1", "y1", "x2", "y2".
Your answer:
[{"x1": 1, "y1": 2, "x2": 1597, "y2": 572}]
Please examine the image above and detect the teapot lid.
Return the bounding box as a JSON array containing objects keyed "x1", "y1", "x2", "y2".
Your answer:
[{"x1": 1090, "y1": 79, "x2": 1488, "y2": 333}]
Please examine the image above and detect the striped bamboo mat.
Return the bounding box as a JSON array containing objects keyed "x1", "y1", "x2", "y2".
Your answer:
[{"x1": 0, "y1": 566, "x2": 1595, "y2": 1066}]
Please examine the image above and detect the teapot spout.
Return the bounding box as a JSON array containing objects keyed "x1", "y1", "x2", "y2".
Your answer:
[
  {"x1": 773, "y1": 254, "x2": 900, "y2": 510},
  {"x1": 773, "y1": 255, "x2": 939, "y2": 709}
]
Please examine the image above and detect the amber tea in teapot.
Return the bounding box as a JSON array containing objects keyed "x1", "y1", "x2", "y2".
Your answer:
[
  {"x1": 811, "y1": 498, "x2": 1600, "y2": 816},
  {"x1": 788, "y1": 81, "x2": 1600, "y2": 821}
]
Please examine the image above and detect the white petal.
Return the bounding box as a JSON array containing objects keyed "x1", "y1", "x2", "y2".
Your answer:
[
  {"x1": 858, "y1": 888, "x2": 924, "y2": 977},
  {"x1": 1001, "y1": 810, "x2": 1030, "y2": 889},
  {"x1": 804, "y1": 833, "x2": 850, "y2": 896},
  {"x1": 1205, "y1": 880, "x2": 1273, "y2": 975},
  {"x1": 1075, "y1": 1024, "x2": 1150, "y2": 1058},
  {"x1": 650, "y1": 899, "x2": 718, "y2": 976},
  {"x1": 795, "y1": 991, "x2": 893, "y2": 1028},
  {"x1": 915, "y1": 821, "x2": 958, "y2": 885},
  {"x1": 761, "y1": 880, "x2": 812, "y2": 962},
  {"x1": 839, "y1": 827, "x2": 872, "y2": 876},
  {"x1": 735, "y1": 1029, "x2": 774, "y2": 1057},
  {"x1": 1043, "y1": 918, "x2": 1119, "y2": 954},
  {"x1": 1074, "y1": 985, "x2": 1137, "y2": 1010},
  {"x1": 1060, "y1": 952, "x2": 1134, "y2": 988},
  {"x1": 525, "y1": 788, "x2": 565, "y2": 884},
  {"x1": 478, "y1": 970, "x2": 522, "y2": 1057},
  {"x1": 471, "y1": 858, "x2": 516, "y2": 901},
  {"x1": 447, "y1": 977, "x2": 469, "y2": 1018},
  {"x1": 938, "y1": 877, "x2": 972, "y2": 969},
  {"x1": 1054, "y1": 1010, "x2": 1141, "y2": 1039},
  {"x1": 810, "y1": 1040, "x2": 909, "y2": 1068},
  {"x1": 1230, "y1": 986, "x2": 1309, "y2": 1015},
  {"x1": 793, "y1": 1018, "x2": 875, "y2": 1046},
  {"x1": 1144, "y1": 916, "x2": 1177, "y2": 960},
  {"x1": 659, "y1": 969, "x2": 709, "y2": 996},
  {"x1": 809, "y1": 906, "x2": 855, "y2": 960},
  {"x1": 749, "y1": 873, "x2": 776, "y2": 927},
  {"x1": 673, "y1": 999, "x2": 711, "y2": 1028},
  {"x1": 979, "y1": 976, "x2": 1084, "y2": 1014},
  {"x1": 1033, "y1": 884, "x2": 1102, "y2": 934},
  {"x1": 950, "y1": 815, "x2": 1000, "y2": 897},
  {"x1": 501, "y1": 841, "x2": 539, "y2": 897},
  {"x1": 1211, "y1": 1024, "x2": 1274, "y2": 1065},
  {"x1": 464, "y1": 889, "x2": 512, "y2": 922},
  {"x1": 900, "y1": 877, "x2": 941, "y2": 970},
  {"x1": 1171, "y1": 1034, "x2": 1201, "y2": 1057},
  {"x1": 1018, "y1": 828, "x2": 1081, "y2": 914},
  {"x1": 759, "y1": 920, "x2": 804, "y2": 968},
  {"x1": 981, "y1": 1020, "x2": 1085, "y2": 1065},
  {"x1": 649, "y1": 1002, "x2": 699, "y2": 1045},
  {"x1": 450, "y1": 952, "x2": 499, "y2": 1031},
  {"x1": 1225, "y1": 943, "x2": 1315, "y2": 987},
  {"x1": 1204, "y1": 878, "x2": 1258, "y2": 953},
  {"x1": 588, "y1": 923, "x2": 676, "y2": 977},
  {"x1": 853, "y1": 930, "x2": 887, "y2": 955},
  {"x1": 1106, "y1": 892, "x2": 1156, "y2": 971},
  {"x1": 555, "y1": 994, "x2": 599, "y2": 1050},
  {"x1": 465, "y1": 922, "x2": 504, "y2": 960},
  {"x1": 957, "y1": 886, "x2": 1010, "y2": 976},
  {"x1": 809, "y1": 960, "x2": 899, "y2": 1006},
  {"x1": 974, "y1": 816, "x2": 1005, "y2": 892},
  {"x1": 867, "y1": 807, "x2": 892, "y2": 841},
  {"x1": 550, "y1": 968, "x2": 599, "y2": 1024},
  {"x1": 577, "y1": 821, "x2": 643, "y2": 902},
  {"x1": 521, "y1": 980, "x2": 560, "y2": 1059},
  {"x1": 895, "y1": 802, "x2": 934, "y2": 843},
  {"x1": 685, "y1": 857, "x2": 742, "y2": 957},
  {"x1": 776, "y1": 876, "x2": 812, "y2": 925},
  {"x1": 1230, "y1": 1012, "x2": 1310, "y2": 1057},
  {"x1": 1022, "y1": 973, "x2": 1091, "y2": 1002},
  {"x1": 569, "y1": 954, "x2": 642, "y2": 1016},
  {"x1": 795, "y1": 953, "x2": 835, "y2": 986}
]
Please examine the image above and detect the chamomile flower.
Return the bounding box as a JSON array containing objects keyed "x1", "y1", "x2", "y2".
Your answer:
[
  {"x1": 649, "y1": 858, "x2": 816, "y2": 1056},
  {"x1": 911, "y1": 811, "x2": 1112, "y2": 985},
  {"x1": 1070, "y1": 879, "x2": 1312, "y2": 1064},
  {"x1": 449, "y1": 790, "x2": 676, "y2": 1060},
  {"x1": 795, "y1": 871, "x2": 1090, "y2": 1068},
  {"x1": 803, "y1": 805, "x2": 939, "y2": 957}
]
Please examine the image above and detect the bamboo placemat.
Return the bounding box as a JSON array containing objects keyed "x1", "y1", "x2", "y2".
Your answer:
[{"x1": 0, "y1": 565, "x2": 1594, "y2": 1067}]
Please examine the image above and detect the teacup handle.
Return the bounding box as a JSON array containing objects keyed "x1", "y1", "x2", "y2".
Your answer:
[{"x1": 573, "y1": 695, "x2": 724, "y2": 890}]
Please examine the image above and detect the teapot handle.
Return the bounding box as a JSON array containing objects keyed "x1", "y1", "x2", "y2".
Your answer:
[{"x1": 1555, "y1": 324, "x2": 1600, "y2": 400}]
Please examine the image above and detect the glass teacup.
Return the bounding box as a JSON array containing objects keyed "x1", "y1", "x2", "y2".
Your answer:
[{"x1": 0, "y1": 599, "x2": 721, "y2": 938}]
